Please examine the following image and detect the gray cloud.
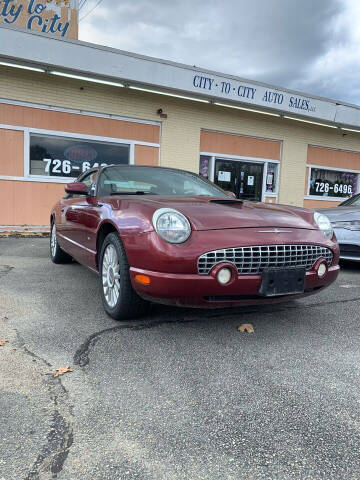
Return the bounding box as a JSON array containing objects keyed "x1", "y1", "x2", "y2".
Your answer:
[{"x1": 79, "y1": 0, "x2": 360, "y2": 104}]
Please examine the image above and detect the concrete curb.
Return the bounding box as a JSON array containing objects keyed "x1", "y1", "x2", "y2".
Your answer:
[{"x1": 0, "y1": 226, "x2": 50, "y2": 237}]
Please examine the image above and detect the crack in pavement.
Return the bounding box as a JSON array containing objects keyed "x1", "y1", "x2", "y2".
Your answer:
[
  {"x1": 73, "y1": 295, "x2": 360, "y2": 369},
  {"x1": 15, "y1": 331, "x2": 74, "y2": 480},
  {"x1": 73, "y1": 318, "x2": 191, "y2": 368}
]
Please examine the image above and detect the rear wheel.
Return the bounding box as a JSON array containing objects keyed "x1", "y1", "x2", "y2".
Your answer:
[
  {"x1": 50, "y1": 223, "x2": 72, "y2": 264},
  {"x1": 99, "y1": 232, "x2": 150, "y2": 320}
]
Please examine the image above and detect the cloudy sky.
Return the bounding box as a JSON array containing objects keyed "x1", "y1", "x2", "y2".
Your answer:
[{"x1": 79, "y1": 0, "x2": 360, "y2": 104}]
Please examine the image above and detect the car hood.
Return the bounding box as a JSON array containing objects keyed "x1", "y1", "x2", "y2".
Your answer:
[
  {"x1": 128, "y1": 196, "x2": 318, "y2": 231},
  {"x1": 318, "y1": 206, "x2": 360, "y2": 222}
]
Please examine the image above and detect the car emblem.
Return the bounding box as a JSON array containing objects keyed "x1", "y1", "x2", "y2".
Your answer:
[{"x1": 258, "y1": 228, "x2": 293, "y2": 233}]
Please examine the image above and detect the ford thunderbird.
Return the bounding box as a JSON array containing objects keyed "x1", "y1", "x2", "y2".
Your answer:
[{"x1": 50, "y1": 165, "x2": 340, "y2": 320}]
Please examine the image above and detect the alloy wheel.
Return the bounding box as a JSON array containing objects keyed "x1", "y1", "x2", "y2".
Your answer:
[
  {"x1": 102, "y1": 244, "x2": 121, "y2": 308},
  {"x1": 51, "y1": 225, "x2": 57, "y2": 257}
]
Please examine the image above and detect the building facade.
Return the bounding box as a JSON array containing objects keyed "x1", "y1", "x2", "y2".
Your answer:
[{"x1": 2, "y1": 25, "x2": 360, "y2": 226}]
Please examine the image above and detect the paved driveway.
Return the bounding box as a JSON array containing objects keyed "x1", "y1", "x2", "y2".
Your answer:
[{"x1": 1, "y1": 238, "x2": 360, "y2": 480}]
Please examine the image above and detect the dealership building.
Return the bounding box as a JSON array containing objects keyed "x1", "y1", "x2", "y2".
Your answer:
[{"x1": 2, "y1": 12, "x2": 360, "y2": 226}]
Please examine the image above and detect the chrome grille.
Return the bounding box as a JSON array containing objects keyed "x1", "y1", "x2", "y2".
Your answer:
[{"x1": 197, "y1": 244, "x2": 333, "y2": 275}]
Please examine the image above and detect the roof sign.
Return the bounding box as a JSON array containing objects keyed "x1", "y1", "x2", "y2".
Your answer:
[{"x1": 0, "y1": 0, "x2": 78, "y2": 38}]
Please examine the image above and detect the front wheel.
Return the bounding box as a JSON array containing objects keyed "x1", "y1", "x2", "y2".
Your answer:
[
  {"x1": 50, "y1": 223, "x2": 72, "y2": 264},
  {"x1": 99, "y1": 232, "x2": 150, "y2": 320}
]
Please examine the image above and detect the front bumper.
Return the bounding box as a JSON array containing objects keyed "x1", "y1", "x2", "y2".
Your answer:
[{"x1": 130, "y1": 265, "x2": 340, "y2": 307}]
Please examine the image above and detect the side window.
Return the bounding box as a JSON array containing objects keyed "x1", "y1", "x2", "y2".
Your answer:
[
  {"x1": 82, "y1": 171, "x2": 98, "y2": 195},
  {"x1": 97, "y1": 170, "x2": 114, "y2": 197},
  {"x1": 66, "y1": 170, "x2": 98, "y2": 198}
]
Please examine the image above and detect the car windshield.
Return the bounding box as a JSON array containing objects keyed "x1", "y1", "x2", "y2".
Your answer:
[
  {"x1": 97, "y1": 166, "x2": 230, "y2": 197},
  {"x1": 339, "y1": 194, "x2": 360, "y2": 206}
]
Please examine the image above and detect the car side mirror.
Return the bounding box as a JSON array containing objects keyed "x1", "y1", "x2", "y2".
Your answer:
[
  {"x1": 65, "y1": 182, "x2": 88, "y2": 195},
  {"x1": 226, "y1": 191, "x2": 236, "y2": 198}
]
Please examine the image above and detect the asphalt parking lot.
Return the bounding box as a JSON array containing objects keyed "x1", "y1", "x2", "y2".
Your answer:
[{"x1": 1, "y1": 238, "x2": 360, "y2": 480}]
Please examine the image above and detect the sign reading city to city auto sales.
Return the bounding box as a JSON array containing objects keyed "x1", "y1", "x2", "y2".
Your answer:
[
  {"x1": 191, "y1": 73, "x2": 337, "y2": 120},
  {"x1": 0, "y1": 0, "x2": 78, "y2": 38},
  {"x1": 4, "y1": 17, "x2": 360, "y2": 126}
]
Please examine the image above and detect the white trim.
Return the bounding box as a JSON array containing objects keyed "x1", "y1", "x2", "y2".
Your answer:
[
  {"x1": 283, "y1": 115, "x2": 338, "y2": 129},
  {"x1": 306, "y1": 163, "x2": 360, "y2": 174},
  {"x1": 0, "y1": 97, "x2": 161, "y2": 127},
  {"x1": 28, "y1": 128, "x2": 160, "y2": 148},
  {"x1": 200, "y1": 152, "x2": 280, "y2": 164},
  {"x1": 304, "y1": 195, "x2": 349, "y2": 202},
  {"x1": 0, "y1": 124, "x2": 27, "y2": 132},
  {"x1": 50, "y1": 71, "x2": 125, "y2": 88},
  {"x1": 129, "y1": 144, "x2": 135, "y2": 166},
  {"x1": 210, "y1": 156, "x2": 216, "y2": 185},
  {"x1": 24, "y1": 129, "x2": 30, "y2": 178},
  {"x1": 264, "y1": 193, "x2": 278, "y2": 198},
  {"x1": 0, "y1": 175, "x2": 70, "y2": 183},
  {"x1": 261, "y1": 165, "x2": 268, "y2": 201}
]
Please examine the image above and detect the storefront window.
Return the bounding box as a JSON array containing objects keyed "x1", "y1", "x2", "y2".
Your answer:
[
  {"x1": 265, "y1": 163, "x2": 278, "y2": 193},
  {"x1": 30, "y1": 134, "x2": 130, "y2": 178},
  {"x1": 309, "y1": 167, "x2": 358, "y2": 198},
  {"x1": 199, "y1": 155, "x2": 211, "y2": 179}
]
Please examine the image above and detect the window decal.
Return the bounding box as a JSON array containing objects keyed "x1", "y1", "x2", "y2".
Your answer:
[
  {"x1": 309, "y1": 167, "x2": 358, "y2": 198},
  {"x1": 30, "y1": 134, "x2": 130, "y2": 178}
]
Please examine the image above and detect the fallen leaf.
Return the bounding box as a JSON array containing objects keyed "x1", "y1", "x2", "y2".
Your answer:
[
  {"x1": 53, "y1": 366, "x2": 74, "y2": 378},
  {"x1": 0, "y1": 340, "x2": 8, "y2": 347},
  {"x1": 237, "y1": 324, "x2": 255, "y2": 334}
]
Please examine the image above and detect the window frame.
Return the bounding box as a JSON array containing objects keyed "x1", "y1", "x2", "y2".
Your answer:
[
  {"x1": 28, "y1": 131, "x2": 131, "y2": 181},
  {"x1": 4, "y1": 126, "x2": 159, "y2": 184},
  {"x1": 199, "y1": 152, "x2": 281, "y2": 202},
  {"x1": 305, "y1": 164, "x2": 360, "y2": 201}
]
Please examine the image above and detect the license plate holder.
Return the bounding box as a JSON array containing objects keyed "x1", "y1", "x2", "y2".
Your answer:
[{"x1": 259, "y1": 267, "x2": 306, "y2": 297}]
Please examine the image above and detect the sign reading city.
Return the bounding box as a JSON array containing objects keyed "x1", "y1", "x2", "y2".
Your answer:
[{"x1": 0, "y1": 0, "x2": 78, "y2": 38}]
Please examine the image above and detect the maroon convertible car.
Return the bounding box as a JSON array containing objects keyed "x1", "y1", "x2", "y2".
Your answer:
[{"x1": 50, "y1": 165, "x2": 339, "y2": 320}]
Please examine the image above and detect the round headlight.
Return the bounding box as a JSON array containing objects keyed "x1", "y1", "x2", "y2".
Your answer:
[
  {"x1": 314, "y1": 212, "x2": 333, "y2": 240},
  {"x1": 153, "y1": 208, "x2": 191, "y2": 244},
  {"x1": 217, "y1": 268, "x2": 232, "y2": 285},
  {"x1": 318, "y1": 262, "x2": 327, "y2": 278}
]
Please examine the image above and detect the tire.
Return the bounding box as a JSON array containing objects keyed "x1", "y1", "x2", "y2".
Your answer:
[
  {"x1": 99, "y1": 232, "x2": 150, "y2": 320},
  {"x1": 50, "y1": 222, "x2": 72, "y2": 264}
]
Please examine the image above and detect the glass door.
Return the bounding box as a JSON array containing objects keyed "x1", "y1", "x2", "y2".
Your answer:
[{"x1": 214, "y1": 159, "x2": 264, "y2": 201}]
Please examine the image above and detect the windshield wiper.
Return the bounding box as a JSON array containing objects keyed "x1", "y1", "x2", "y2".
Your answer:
[{"x1": 110, "y1": 191, "x2": 157, "y2": 196}]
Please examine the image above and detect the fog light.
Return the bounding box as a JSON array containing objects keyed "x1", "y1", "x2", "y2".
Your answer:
[
  {"x1": 217, "y1": 268, "x2": 232, "y2": 285},
  {"x1": 318, "y1": 263, "x2": 327, "y2": 278}
]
